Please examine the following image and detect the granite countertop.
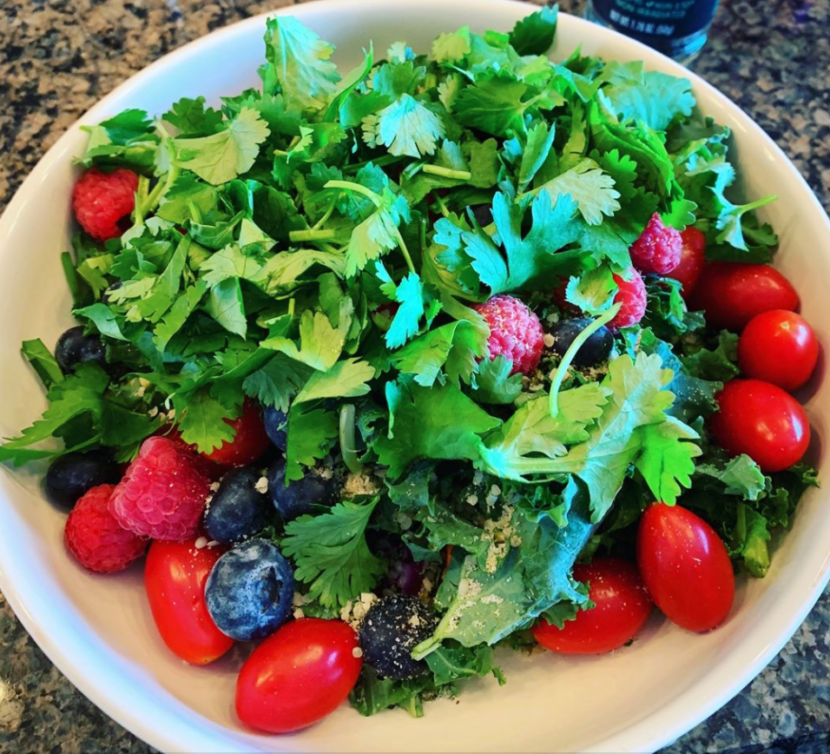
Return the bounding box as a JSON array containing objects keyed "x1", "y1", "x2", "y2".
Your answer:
[{"x1": 1, "y1": 0, "x2": 830, "y2": 752}]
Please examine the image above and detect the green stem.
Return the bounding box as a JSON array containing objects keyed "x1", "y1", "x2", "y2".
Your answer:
[
  {"x1": 394, "y1": 228, "x2": 416, "y2": 274},
  {"x1": 548, "y1": 304, "x2": 620, "y2": 418},
  {"x1": 423, "y1": 164, "x2": 472, "y2": 181},
  {"x1": 133, "y1": 175, "x2": 150, "y2": 224},
  {"x1": 186, "y1": 198, "x2": 203, "y2": 225},
  {"x1": 341, "y1": 155, "x2": 400, "y2": 173},
  {"x1": 312, "y1": 196, "x2": 339, "y2": 230},
  {"x1": 433, "y1": 193, "x2": 451, "y2": 219},
  {"x1": 289, "y1": 228, "x2": 337, "y2": 243},
  {"x1": 324, "y1": 180, "x2": 382, "y2": 207},
  {"x1": 339, "y1": 404, "x2": 364, "y2": 475},
  {"x1": 411, "y1": 634, "x2": 443, "y2": 661},
  {"x1": 143, "y1": 176, "x2": 168, "y2": 216}
]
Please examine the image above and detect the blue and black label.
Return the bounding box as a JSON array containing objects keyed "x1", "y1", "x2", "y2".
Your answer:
[{"x1": 592, "y1": 0, "x2": 721, "y2": 40}]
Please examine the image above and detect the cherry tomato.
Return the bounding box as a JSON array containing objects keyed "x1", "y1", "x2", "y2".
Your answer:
[
  {"x1": 144, "y1": 540, "x2": 234, "y2": 665},
  {"x1": 236, "y1": 618, "x2": 363, "y2": 734},
  {"x1": 738, "y1": 310, "x2": 819, "y2": 392},
  {"x1": 202, "y1": 398, "x2": 270, "y2": 467},
  {"x1": 710, "y1": 378, "x2": 810, "y2": 472},
  {"x1": 532, "y1": 558, "x2": 652, "y2": 654},
  {"x1": 637, "y1": 503, "x2": 735, "y2": 633},
  {"x1": 690, "y1": 262, "x2": 799, "y2": 331},
  {"x1": 671, "y1": 227, "x2": 706, "y2": 299}
]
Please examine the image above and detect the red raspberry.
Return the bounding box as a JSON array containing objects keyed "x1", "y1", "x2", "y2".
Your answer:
[
  {"x1": 110, "y1": 436, "x2": 212, "y2": 541},
  {"x1": 629, "y1": 213, "x2": 682, "y2": 275},
  {"x1": 473, "y1": 295, "x2": 545, "y2": 376},
  {"x1": 72, "y1": 167, "x2": 140, "y2": 242},
  {"x1": 202, "y1": 399, "x2": 270, "y2": 467},
  {"x1": 609, "y1": 268, "x2": 647, "y2": 330},
  {"x1": 65, "y1": 485, "x2": 147, "y2": 573}
]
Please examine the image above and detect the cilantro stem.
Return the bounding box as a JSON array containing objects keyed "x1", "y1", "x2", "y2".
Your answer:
[
  {"x1": 324, "y1": 179, "x2": 382, "y2": 207},
  {"x1": 548, "y1": 304, "x2": 620, "y2": 418},
  {"x1": 187, "y1": 198, "x2": 203, "y2": 225},
  {"x1": 312, "y1": 196, "x2": 339, "y2": 230},
  {"x1": 339, "y1": 404, "x2": 364, "y2": 475},
  {"x1": 394, "y1": 228, "x2": 416, "y2": 274},
  {"x1": 433, "y1": 193, "x2": 451, "y2": 219},
  {"x1": 143, "y1": 175, "x2": 169, "y2": 217},
  {"x1": 422, "y1": 164, "x2": 472, "y2": 181},
  {"x1": 133, "y1": 175, "x2": 150, "y2": 224},
  {"x1": 289, "y1": 228, "x2": 337, "y2": 243},
  {"x1": 411, "y1": 635, "x2": 442, "y2": 661}
]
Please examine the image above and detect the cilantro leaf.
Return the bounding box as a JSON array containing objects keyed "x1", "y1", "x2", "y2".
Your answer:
[
  {"x1": 260, "y1": 15, "x2": 341, "y2": 112},
  {"x1": 605, "y1": 71, "x2": 695, "y2": 132},
  {"x1": 634, "y1": 416, "x2": 702, "y2": 504},
  {"x1": 284, "y1": 402, "x2": 339, "y2": 482},
  {"x1": 262, "y1": 306, "x2": 351, "y2": 371},
  {"x1": 389, "y1": 320, "x2": 484, "y2": 386},
  {"x1": 281, "y1": 498, "x2": 384, "y2": 609},
  {"x1": 242, "y1": 352, "x2": 314, "y2": 411},
  {"x1": 374, "y1": 380, "x2": 501, "y2": 478},
  {"x1": 509, "y1": 6, "x2": 558, "y2": 56},
  {"x1": 363, "y1": 94, "x2": 445, "y2": 158},
  {"x1": 293, "y1": 359, "x2": 375, "y2": 403},
  {"x1": 536, "y1": 158, "x2": 621, "y2": 226},
  {"x1": 431, "y1": 26, "x2": 471, "y2": 63},
  {"x1": 175, "y1": 387, "x2": 238, "y2": 453},
  {"x1": 472, "y1": 356, "x2": 523, "y2": 404},
  {"x1": 173, "y1": 108, "x2": 270, "y2": 185},
  {"x1": 21, "y1": 339, "x2": 64, "y2": 391},
  {"x1": 205, "y1": 278, "x2": 247, "y2": 338},
  {"x1": 163, "y1": 96, "x2": 224, "y2": 135}
]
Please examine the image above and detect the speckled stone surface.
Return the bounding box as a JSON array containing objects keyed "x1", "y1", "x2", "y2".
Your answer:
[{"x1": 1, "y1": 0, "x2": 829, "y2": 752}]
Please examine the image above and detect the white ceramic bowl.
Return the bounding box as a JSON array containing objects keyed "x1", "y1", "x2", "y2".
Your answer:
[{"x1": 1, "y1": 1, "x2": 829, "y2": 751}]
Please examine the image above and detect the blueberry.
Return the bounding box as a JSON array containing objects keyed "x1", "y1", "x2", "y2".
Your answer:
[
  {"x1": 263, "y1": 406, "x2": 288, "y2": 452},
  {"x1": 55, "y1": 326, "x2": 106, "y2": 373},
  {"x1": 204, "y1": 467, "x2": 270, "y2": 544},
  {"x1": 44, "y1": 451, "x2": 121, "y2": 510},
  {"x1": 268, "y1": 457, "x2": 336, "y2": 522},
  {"x1": 549, "y1": 317, "x2": 614, "y2": 368},
  {"x1": 358, "y1": 594, "x2": 438, "y2": 680},
  {"x1": 204, "y1": 538, "x2": 294, "y2": 641}
]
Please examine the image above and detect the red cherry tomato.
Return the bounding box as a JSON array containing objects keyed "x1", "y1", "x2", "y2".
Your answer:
[
  {"x1": 738, "y1": 310, "x2": 819, "y2": 392},
  {"x1": 144, "y1": 540, "x2": 234, "y2": 665},
  {"x1": 203, "y1": 398, "x2": 270, "y2": 467},
  {"x1": 532, "y1": 558, "x2": 652, "y2": 654},
  {"x1": 637, "y1": 503, "x2": 735, "y2": 633},
  {"x1": 671, "y1": 227, "x2": 706, "y2": 299},
  {"x1": 690, "y1": 262, "x2": 799, "y2": 331},
  {"x1": 710, "y1": 378, "x2": 810, "y2": 472},
  {"x1": 236, "y1": 618, "x2": 363, "y2": 734}
]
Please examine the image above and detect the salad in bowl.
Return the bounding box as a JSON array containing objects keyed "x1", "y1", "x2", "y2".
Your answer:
[{"x1": 0, "y1": 6, "x2": 819, "y2": 735}]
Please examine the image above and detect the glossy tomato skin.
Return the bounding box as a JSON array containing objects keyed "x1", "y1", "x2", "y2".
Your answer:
[
  {"x1": 203, "y1": 399, "x2": 270, "y2": 467},
  {"x1": 637, "y1": 504, "x2": 735, "y2": 633},
  {"x1": 144, "y1": 540, "x2": 234, "y2": 665},
  {"x1": 671, "y1": 227, "x2": 706, "y2": 299},
  {"x1": 710, "y1": 378, "x2": 810, "y2": 472},
  {"x1": 236, "y1": 618, "x2": 362, "y2": 734},
  {"x1": 532, "y1": 558, "x2": 652, "y2": 654},
  {"x1": 738, "y1": 310, "x2": 819, "y2": 392},
  {"x1": 690, "y1": 262, "x2": 799, "y2": 331}
]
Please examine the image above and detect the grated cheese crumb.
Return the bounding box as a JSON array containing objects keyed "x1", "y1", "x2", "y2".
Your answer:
[
  {"x1": 254, "y1": 476, "x2": 269, "y2": 494},
  {"x1": 293, "y1": 608, "x2": 305, "y2": 619},
  {"x1": 543, "y1": 333, "x2": 555, "y2": 348},
  {"x1": 194, "y1": 536, "x2": 208, "y2": 549},
  {"x1": 352, "y1": 647, "x2": 364, "y2": 658},
  {"x1": 148, "y1": 406, "x2": 159, "y2": 418},
  {"x1": 466, "y1": 494, "x2": 479, "y2": 506}
]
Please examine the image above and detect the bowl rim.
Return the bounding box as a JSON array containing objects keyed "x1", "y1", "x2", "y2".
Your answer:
[{"x1": 2, "y1": 1, "x2": 830, "y2": 752}]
